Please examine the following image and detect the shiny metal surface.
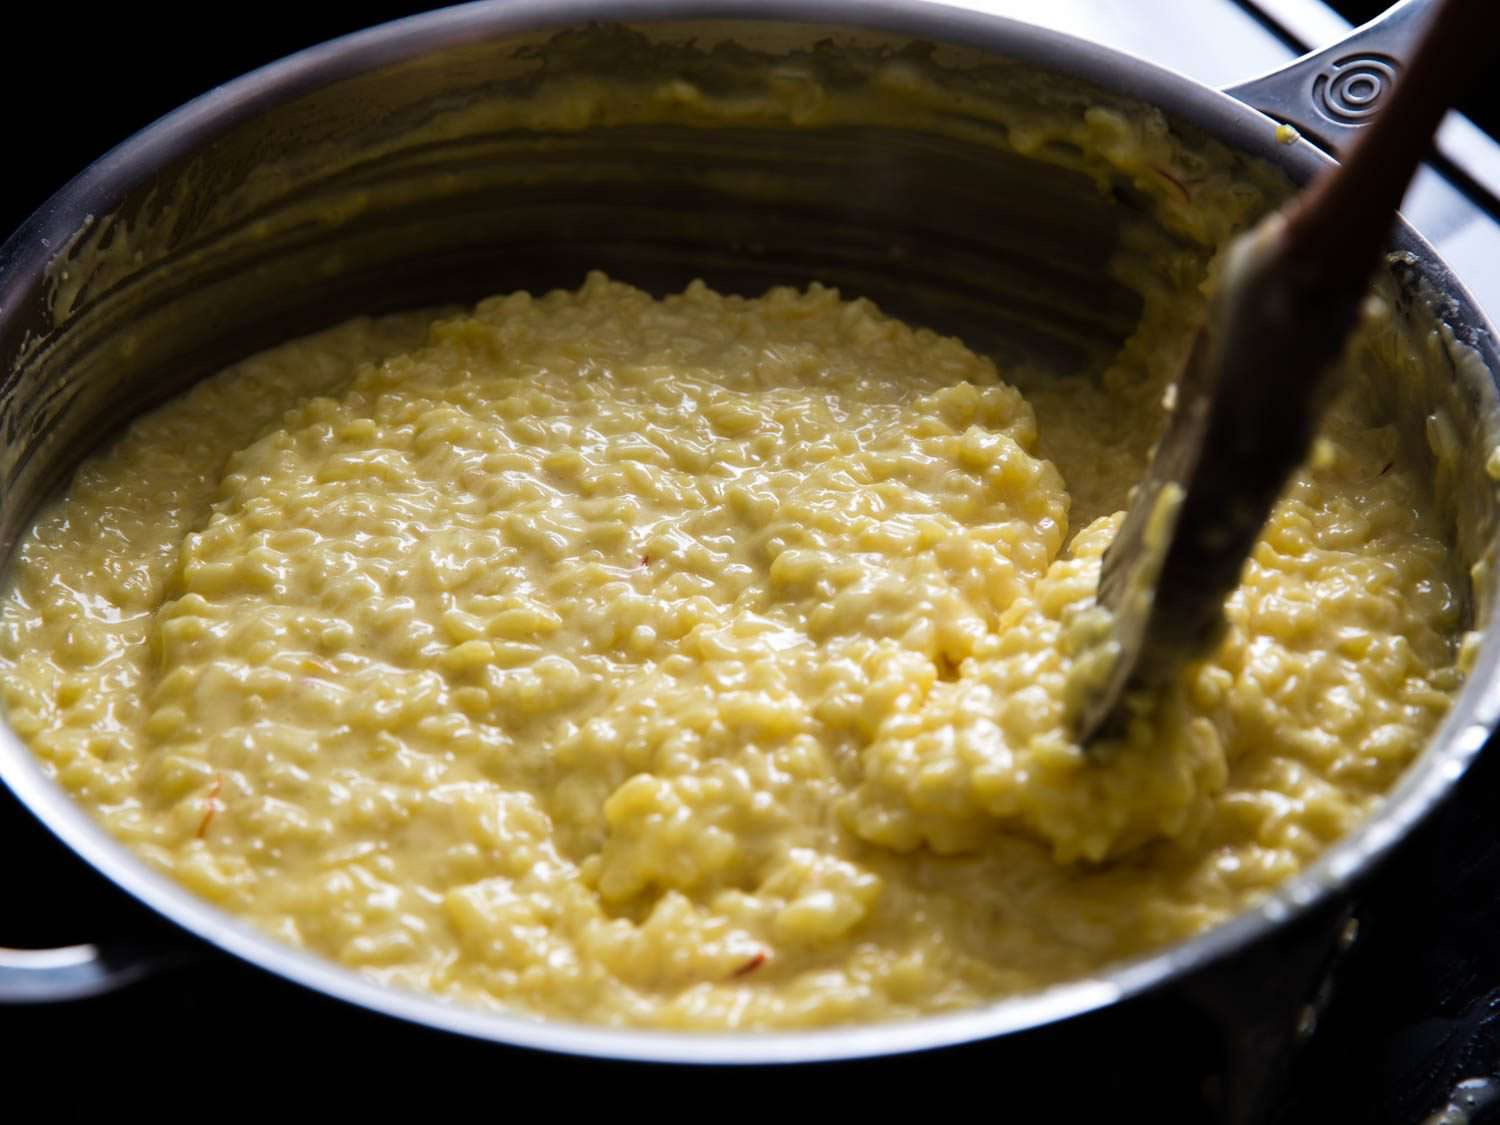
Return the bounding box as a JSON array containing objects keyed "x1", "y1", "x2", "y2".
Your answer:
[
  {"x1": 0, "y1": 942, "x2": 196, "y2": 1003},
  {"x1": 958, "y1": 0, "x2": 1301, "y2": 82},
  {"x1": 1224, "y1": 0, "x2": 1433, "y2": 155},
  {"x1": 1250, "y1": 0, "x2": 1500, "y2": 198},
  {"x1": 1, "y1": 0, "x2": 1498, "y2": 1068}
]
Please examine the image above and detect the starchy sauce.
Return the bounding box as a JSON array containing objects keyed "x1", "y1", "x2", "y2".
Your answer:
[
  {"x1": 0, "y1": 269, "x2": 1464, "y2": 1028},
  {"x1": 0, "y1": 42, "x2": 1472, "y2": 1029}
]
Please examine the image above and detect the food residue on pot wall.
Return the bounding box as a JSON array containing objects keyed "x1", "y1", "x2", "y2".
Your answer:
[{"x1": 0, "y1": 29, "x2": 1485, "y2": 1029}]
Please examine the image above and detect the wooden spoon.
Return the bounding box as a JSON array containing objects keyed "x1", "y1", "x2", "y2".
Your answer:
[{"x1": 1069, "y1": 0, "x2": 1498, "y2": 744}]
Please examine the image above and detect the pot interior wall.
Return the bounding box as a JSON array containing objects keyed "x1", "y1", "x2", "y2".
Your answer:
[
  {"x1": 1, "y1": 13, "x2": 1496, "y2": 733},
  {"x1": 0, "y1": 21, "x2": 1156, "y2": 563}
]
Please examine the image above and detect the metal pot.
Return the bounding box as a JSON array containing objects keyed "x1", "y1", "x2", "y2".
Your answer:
[{"x1": 2, "y1": 0, "x2": 1496, "y2": 1117}]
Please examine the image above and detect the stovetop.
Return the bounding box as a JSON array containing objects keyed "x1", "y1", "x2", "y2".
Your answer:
[{"x1": 4, "y1": 2, "x2": 1500, "y2": 1118}]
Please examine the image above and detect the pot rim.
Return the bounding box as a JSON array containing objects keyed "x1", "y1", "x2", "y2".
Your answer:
[{"x1": 3, "y1": 0, "x2": 1499, "y2": 1063}]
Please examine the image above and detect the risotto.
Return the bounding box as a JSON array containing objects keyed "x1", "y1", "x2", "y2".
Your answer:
[{"x1": 0, "y1": 266, "x2": 1465, "y2": 1028}]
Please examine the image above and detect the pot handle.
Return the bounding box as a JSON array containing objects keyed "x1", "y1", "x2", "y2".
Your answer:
[
  {"x1": 0, "y1": 941, "x2": 197, "y2": 1003},
  {"x1": 1222, "y1": 0, "x2": 1435, "y2": 160}
]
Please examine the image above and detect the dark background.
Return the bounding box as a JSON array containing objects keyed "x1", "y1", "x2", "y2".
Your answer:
[{"x1": 3, "y1": 2, "x2": 1499, "y2": 1118}]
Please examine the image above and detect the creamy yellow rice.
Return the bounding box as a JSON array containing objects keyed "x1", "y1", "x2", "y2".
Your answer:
[{"x1": 0, "y1": 267, "x2": 1463, "y2": 1028}]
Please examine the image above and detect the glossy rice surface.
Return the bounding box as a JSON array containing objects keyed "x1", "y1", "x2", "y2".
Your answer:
[{"x1": 0, "y1": 273, "x2": 1462, "y2": 1028}]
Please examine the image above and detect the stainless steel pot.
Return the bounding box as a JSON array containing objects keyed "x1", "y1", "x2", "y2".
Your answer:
[{"x1": 2, "y1": 0, "x2": 1497, "y2": 1116}]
